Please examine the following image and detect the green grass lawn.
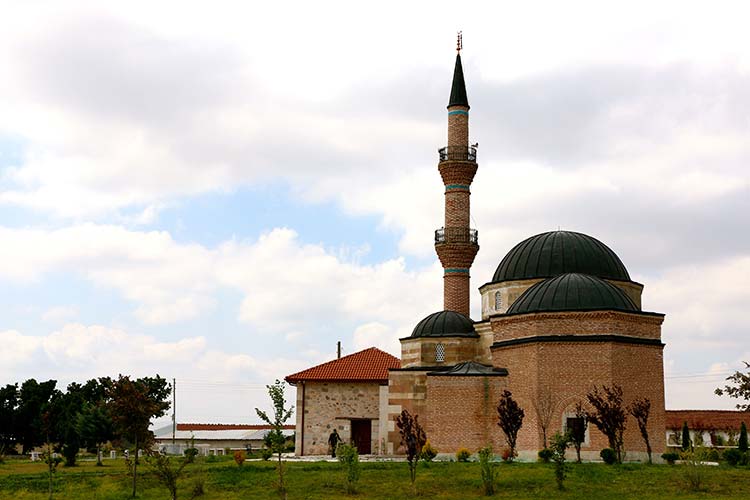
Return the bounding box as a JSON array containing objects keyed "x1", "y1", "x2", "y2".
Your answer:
[{"x1": 1, "y1": 456, "x2": 749, "y2": 499}]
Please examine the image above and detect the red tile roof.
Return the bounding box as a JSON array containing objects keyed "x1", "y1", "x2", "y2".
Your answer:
[
  {"x1": 285, "y1": 347, "x2": 400, "y2": 384},
  {"x1": 665, "y1": 410, "x2": 749, "y2": 430},
  {"x1": 176, "y1": 423, "x2": 294, "y2": 431}
]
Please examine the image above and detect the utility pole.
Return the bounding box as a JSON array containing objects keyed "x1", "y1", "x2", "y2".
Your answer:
[{"x1": 172, "y1": 378, "x2": 176, "y2": 446}]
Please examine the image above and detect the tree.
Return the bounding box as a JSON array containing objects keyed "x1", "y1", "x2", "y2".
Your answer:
[
  {"x1": 739, "y1": 422, "x2": 748, "y2": 453},
  {"x1": 569, "y1": 401, "x2": 588, "y2": 463},
  {"x1": 17, "y1": 379, "x2": 59, "y2": 453},
  {"x1": 395, "y1": 409, "x2": 426, "y2": 495},
  {"x1": 0, "y1": 384, "x2": 19, "y2": 455},
  {"x1": 533, "y1": 388, "x2": 557, "y2": 448},
  {"x1": 255, "y1": 379, "x2": 294, "y2": 497},
  {"x1": 497, "y1": 390, "x2": 524, "y2": 461},
  {"x1": 585, "y1": 385, "x2": 626, "y2": 463},
  {"x1": 681, "y1": 421, "x2": 691, "y2": 452},
  {"x1": 628, "y1": 396, "x2": 652, "y2": 464},
  {"x1": 715, "y1": 361, "x2": 750, "y2": 410},
  {"x1": 106, "y1": 375, "x2": 171, "y2": 498},
  {"x1": 146, "y1": 450, "x2": 191, "y2": 500},
  {"x1": 75, "y1": 402, "x2": 113, "y2": 466}
]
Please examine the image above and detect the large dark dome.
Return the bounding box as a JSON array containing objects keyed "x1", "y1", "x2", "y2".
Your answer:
[
  {"x1": 492, "y1": 231, "x2": 630, "y2": 283},
  {"x1": 506, "y1": 273, "x2": 638, "y2": 315},
  {"x1": 411, "y1": 310, "x2": 477, "y2": 338}
]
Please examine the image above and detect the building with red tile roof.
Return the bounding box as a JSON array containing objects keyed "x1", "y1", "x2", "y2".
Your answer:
[{"x1": 285, "y1": 347, "x2": 400, "y2": 384}]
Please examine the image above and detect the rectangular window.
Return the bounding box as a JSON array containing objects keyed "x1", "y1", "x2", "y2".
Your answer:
[{"x1": 566, "y1": 417, "x2": 585, "y2": 444}]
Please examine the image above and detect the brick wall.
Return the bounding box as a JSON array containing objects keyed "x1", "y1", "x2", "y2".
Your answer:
[
  {"x1": 490, "y1": 310, "x2": 663, "y2": 343},
  {"x1": 426, "y1": 375, "x2": 508, "y2": 451},
  {"x1": 447, "y1": 106, "x2": 469, "y2": 146}
]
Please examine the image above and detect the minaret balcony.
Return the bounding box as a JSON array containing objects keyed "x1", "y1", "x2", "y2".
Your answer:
[
  {"x1": 438, "y1": 145, "x2": 477, "y2": 163},
  {"x1": 435, "y1": 227, "x2": 479, "y2": 245}
]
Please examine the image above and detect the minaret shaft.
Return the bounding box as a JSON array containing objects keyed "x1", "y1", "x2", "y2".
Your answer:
[{"x1": 435, "y1": 52, "x2": 478, "y2": 317}]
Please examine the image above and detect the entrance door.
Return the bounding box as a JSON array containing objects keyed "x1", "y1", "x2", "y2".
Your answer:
[{"x1": 350, "y1": 419, "x2": 372, "y2": 454}]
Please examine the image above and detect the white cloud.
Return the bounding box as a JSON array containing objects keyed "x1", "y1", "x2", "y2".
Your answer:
[{"x1": 42, "y1": 305, "x2": 79, "y2": 323}]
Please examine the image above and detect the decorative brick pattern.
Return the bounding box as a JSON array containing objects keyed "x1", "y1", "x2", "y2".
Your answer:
[
  {"x1": 438, "y1": 161, "x2": 478, "y2": 186},
  {"x1": 447, "y1": 106, "x2": 469, "y2": 146}
]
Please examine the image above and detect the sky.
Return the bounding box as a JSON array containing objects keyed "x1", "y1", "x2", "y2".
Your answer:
[{"x1": 1, "y1": 1, "x2": 749, "y2": 427}]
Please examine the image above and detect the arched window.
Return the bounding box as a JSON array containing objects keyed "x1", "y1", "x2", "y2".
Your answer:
[
  {"x1": 494, "y1": 291, "x2": 503, "y2": 310},
  {"x1": 435, "y1": 343, "x2": 445, "y2": 363}
]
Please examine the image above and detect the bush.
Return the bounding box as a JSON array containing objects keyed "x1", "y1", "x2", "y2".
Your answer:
[
  {"x1": 501, "y1": 448, "x2": 514, "y2": 462},
  {"x1": 184, "y1": 447, "x2": 199, "y2": 463},
  {"x1": 538, "y1": 448, "x2": 553, "y2": 463},
  {"x1": 723, "y1": 448, "x2": 748, "y2": 466},
  {"x1": 233, "y1": 450, "x2": 245, "y2": 467},
  {"x1": 600, "y1": 448, "x2": 617, "y2": 465},
  {"x1": 661, "y1": 452, "x2": 679, "y2": 465},
  {"x1": 456, "y1": 448, "x2": 471, "y2": 462},
  {"x1": 704, "y1": 448, "x2": 720, "y2": 462},
  {"x1": 421, "y1": 440, "x2": 437, "y2": 462},
  {"x1": 337, "y1": 443, "x2": 360, "y2": 494},
  {"x1": 478, "y1": 446, "x2": 497, "y2": 496},
  {"x1": 550, "y1": 432, "x2": 570, "y2": 491},
  {"x1": 261, "y1": 448, "x2": 273, "y2": 461},
  {"x1": 740, "y1": 422, "x2": 748, "y2": 452},
  {"x1": 680, "y1": 449, "x2": 707, "y2": 492}
]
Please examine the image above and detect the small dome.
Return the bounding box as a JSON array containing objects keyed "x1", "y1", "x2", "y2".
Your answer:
[
  {"x1": 506, "y1": 273, "x2": 638, "y2": 315},
  {"x1": 492, "y1": 231, "x2": 630, "y2": 283},
  {"x1": 411, "y1": 310, "x2": 477, "y2": 338}
]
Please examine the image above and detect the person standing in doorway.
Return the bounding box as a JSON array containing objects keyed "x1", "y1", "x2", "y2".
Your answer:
[{"x1": 328, "y1": 428, "x2": 341, "y2": 457}]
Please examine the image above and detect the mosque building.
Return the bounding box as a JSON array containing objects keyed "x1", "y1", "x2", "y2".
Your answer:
[{"x1": 286, "y1": 40, "x2": 667, "y2": 461}]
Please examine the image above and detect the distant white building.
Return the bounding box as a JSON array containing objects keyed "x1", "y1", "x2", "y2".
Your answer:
[{"x1": 153, "y1": 423, "x2": 294, "y2": 456}]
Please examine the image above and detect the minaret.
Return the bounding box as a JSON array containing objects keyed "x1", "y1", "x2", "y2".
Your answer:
[{"x1": 434, "y1": 33, "x2": 479, "y2": 317}]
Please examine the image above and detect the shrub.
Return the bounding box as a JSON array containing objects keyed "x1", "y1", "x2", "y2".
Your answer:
[
  {"x1": 184, "y1": 447, "x2": 199, "y2": 463},
  {"x1": 456, "y1": 448, "x2": 471, "y2": 462},
  {"x1": 501, "y1": 448, "x2": 513, "y2": 462},
  {"x1": 680, "y1": 449, "x2": 707, "y2": 492},
  {"x1": 421, "y1": 440, "x2": 437, "y2": 462},
  {"x1": 497, "y1": 390, "x2": 524, "y2": 461},
  {"x1": 740, "y1": 422, "x2": 748, "y2": 452},
  {"x1": 600, "y1": 448, "x2": 617, "y2": 465},
  {"x1": 704, "y1": 448, "x2": 720, "y2": 462},
  {"x1": 723, "y1": 448, "x2": 748, "y2": 466},
  {"x1": 661, "y1": 452, "x2": 679, "y2": 465},
  {"x1": 550, "y1": 432, "x2": 570, "y2": 490},
  {"x1": 537, "y1": 448, "x2": 553, "y2": 463},
  {"x1": 233, "y1": 450, "x2": 245, "y2": 467},
  {"x1": 478, "y1": 446, "x2": 497, "y2": 496},
  {"x1": 396, "y1": 409, "x2": 427, "y2": 495},
  {"x1": 261, "y1": 448, "x2": 273, "y2": 461},
  {"x1": 337, "y1": 443, "x2": 360, "y2": 494}
]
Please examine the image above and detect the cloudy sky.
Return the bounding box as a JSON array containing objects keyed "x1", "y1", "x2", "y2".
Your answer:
[{"x1": 1, "y1": 1, "x2": 749, "y2": 426}]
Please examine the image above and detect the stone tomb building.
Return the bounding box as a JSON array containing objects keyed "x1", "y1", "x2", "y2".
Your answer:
[{"x1": 286, "y1": 46, "x2": 666, "y2": 461}]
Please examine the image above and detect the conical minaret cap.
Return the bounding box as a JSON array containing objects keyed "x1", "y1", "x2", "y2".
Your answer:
[{"x1": 448, "y1": 53, "x2": 469, "y2": 109}]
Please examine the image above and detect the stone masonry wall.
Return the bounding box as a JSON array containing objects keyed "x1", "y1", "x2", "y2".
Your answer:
[{"x1": 297, "y1": 381, "x2": 382, "y2": 456}]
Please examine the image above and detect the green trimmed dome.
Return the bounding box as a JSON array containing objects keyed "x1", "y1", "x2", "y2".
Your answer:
[
  {"x1": 411, "y1": 310, "x2": 477, "y2": 338},
  {"x1": 492, "y1": 231, "x2": 630, "y2": 283},
  {"x1": 506, "y1": 273, "x2": 638, "y2": 315}
]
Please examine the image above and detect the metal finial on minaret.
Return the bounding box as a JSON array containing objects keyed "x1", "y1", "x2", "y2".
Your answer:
[{"x1": 456, "y1": 31, "x2": 463, "y2": 52}]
